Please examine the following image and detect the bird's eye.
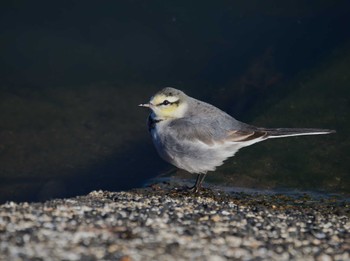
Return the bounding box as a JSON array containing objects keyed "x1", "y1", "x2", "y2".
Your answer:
[{"x1": 162, "y1": 100, "x2": 170, "y2": 105}]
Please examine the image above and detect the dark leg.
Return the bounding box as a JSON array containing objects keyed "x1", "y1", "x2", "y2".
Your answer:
[
  {"x1": 188, "y1": 173, "x2": 207, "y2": 193},
  {"x1": 197, "y1": 173, "x2": 207, "y2": 188},
  {"x1": 192, "y1": 174, "x2": 203, "y2": 190}
]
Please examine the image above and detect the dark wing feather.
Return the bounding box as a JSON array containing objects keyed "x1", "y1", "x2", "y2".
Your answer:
[{"x1": 227, "y1": 130, "x2": 269, "y2": 142}]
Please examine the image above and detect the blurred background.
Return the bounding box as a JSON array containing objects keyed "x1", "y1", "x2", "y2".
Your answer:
[{"x1": 0, "y1": 1, "x2": 349, "y2": 202}]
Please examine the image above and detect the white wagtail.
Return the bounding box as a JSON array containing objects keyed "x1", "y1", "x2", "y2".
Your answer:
[{"x1": 139, "y1": 87, "x2": 335, "y2": 192}]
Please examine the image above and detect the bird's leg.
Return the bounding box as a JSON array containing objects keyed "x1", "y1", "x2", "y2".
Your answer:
[
  {"x1": 198, "y1": 173, "x2": 207, "y2": 187},
  {"x1": 188, "y1": 173, "x2": 207, "y2": 193},
  {"x1": 189, "y1": 174, "x2": 202, "y2": 192}
]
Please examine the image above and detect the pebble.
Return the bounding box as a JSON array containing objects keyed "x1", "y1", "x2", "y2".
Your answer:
[{"x1": 0, "y1": 186, "x2": 349, "y2": 261}]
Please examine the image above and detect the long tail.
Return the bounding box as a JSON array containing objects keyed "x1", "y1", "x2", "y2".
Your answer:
[{"x1": 260, "y1": 127, "x2": 336, "y2": 139}]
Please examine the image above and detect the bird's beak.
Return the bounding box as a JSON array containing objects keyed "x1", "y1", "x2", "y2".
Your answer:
[{"x1": 138, "y1": 103, "x2": 151, "y2": 108}]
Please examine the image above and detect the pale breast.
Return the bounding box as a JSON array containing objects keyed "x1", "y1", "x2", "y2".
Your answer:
[{"x1": 150, "y1": 120, "x2": 175, "y2": 164}]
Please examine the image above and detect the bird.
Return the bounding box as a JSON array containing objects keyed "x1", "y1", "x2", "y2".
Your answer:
[{"x1": 139, "y1": 87, "x2": 335, "y2": 192}]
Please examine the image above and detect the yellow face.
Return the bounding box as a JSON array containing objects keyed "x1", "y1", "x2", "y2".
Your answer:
[{"x1": 149, "y1": 94, "x2": 188, "y2": 119}]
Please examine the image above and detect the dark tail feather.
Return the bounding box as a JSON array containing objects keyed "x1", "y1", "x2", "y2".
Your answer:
[{"x1": 260, "y1": 128, "x2": 336, "y2": 138}]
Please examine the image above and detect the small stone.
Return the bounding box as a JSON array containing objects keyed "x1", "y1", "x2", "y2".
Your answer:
[
  {"x1": 221, "y1": 210, "x2": 230, "y2": 215},
  {"x1": 199, "y1": 215, "x2": 209, "y2": 221},
  {"x1": 120, "y1": 255, "x2": 132, "y2": 261},
  {"x1": 316, "y1": 254, "x2": 332, "y2": 261},
  {"x1": 207, "y1": 255, "x2": 226, "y2": 261},
  {"x1": 211, "y1": 215, "x2": 221, "y2": 222}
]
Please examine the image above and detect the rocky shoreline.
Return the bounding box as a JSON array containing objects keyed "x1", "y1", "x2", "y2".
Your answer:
[{"x1": 0, "y1": 184, "x2": 349, "y2": 260}]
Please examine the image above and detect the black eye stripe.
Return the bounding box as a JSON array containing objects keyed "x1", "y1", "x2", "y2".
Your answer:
[{"x1": 156, "y1": 99, "x2": 179, "y2": 106}]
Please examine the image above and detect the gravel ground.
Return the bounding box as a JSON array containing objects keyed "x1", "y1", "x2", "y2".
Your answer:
[{"x1": 0, "y1": 184, "x2": 349, "y2": 261}]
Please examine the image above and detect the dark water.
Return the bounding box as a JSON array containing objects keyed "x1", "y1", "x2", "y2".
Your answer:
[{"x1": 1, "y1": 1, "x2": 349, "y2": 202}]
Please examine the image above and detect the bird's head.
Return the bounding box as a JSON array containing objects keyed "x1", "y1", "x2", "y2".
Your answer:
[{"x1": 139, "y1": 87, "x2": 189, "y2": 119}]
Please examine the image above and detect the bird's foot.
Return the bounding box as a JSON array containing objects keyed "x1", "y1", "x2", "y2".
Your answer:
[
  {"x1": 169, "y1": 184, "x2": 202, "y2": 194},
  {"x1": 187, "y1": 185, "x2": 202, "y2": 193}
]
